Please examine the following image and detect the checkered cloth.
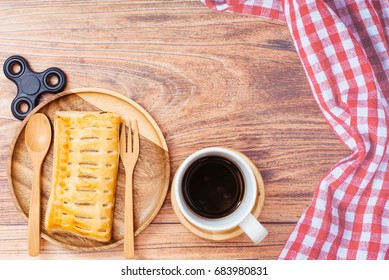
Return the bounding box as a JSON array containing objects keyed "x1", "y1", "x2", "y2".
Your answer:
[{"x1": 201, "y1": 0, "x2": 389, "y2": 259}]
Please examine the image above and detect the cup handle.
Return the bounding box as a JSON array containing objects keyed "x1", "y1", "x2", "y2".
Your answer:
[{"x1": 239, "y1": 214, "x2": 268, "y2": 244}]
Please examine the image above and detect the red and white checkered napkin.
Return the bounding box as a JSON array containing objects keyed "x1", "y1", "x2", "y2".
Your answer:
[{"x1": 201, "y1": 0, "x2": 389, "y2": 259}]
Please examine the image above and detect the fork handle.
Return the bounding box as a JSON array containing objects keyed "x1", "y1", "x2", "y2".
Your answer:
[{"x1": 124, "y1": 171, "x2": 135, "y2": 259}]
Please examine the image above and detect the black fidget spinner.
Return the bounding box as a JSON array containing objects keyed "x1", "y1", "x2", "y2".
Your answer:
[{"x1": 3, "y1": 55, "x2": 66, "y2": 120}]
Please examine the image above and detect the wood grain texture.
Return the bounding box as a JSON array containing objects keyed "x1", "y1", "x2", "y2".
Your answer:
[{"x1": 0, "y1": 0, "x2": 349, "y2": 259}]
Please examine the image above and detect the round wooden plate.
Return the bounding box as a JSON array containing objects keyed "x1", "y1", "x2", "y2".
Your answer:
[
  {"x1": 171, "y1": 150, "x2": 265, "y2": 241},
  {"x1": 7, "y1": 88, "x2": 170, "y2": 251}
]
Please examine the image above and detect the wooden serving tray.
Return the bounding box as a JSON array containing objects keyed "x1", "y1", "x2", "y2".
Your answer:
[{"x1": 7, "y1": 88, "x2": 170, "y2": 251}]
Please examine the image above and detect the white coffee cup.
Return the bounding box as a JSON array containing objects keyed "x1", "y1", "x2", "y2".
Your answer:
[{"x1": 173, "y1": 147, "x2": 268, "y2": 244}]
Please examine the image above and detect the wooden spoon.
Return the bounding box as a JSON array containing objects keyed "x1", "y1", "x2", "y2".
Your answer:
[{"x1": 24, "y1": 113, "x2": 52, "y2": 256}]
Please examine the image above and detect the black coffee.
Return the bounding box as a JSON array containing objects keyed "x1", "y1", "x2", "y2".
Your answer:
[{"x1": 182, "y1": 156, "x2": 244, "y2": 219}]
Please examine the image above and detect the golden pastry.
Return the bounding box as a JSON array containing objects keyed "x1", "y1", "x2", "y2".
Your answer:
[{"x1": 45, "y1": 111, "x2": 121, "y2": 242}]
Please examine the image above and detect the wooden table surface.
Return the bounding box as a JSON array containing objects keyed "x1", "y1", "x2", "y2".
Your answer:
[{"x1": 0, "y1": 0, "x2": 348, "y2": 260}]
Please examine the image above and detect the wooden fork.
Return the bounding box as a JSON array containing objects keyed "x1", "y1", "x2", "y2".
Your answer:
[{"x1": 120, "y1": 120, "x2": 139, "y2": 259}]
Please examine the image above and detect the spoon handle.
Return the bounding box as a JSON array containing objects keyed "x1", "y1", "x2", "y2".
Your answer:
[{"x1": 28, "y1": 164, "x2": 41, "y2": 256}]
